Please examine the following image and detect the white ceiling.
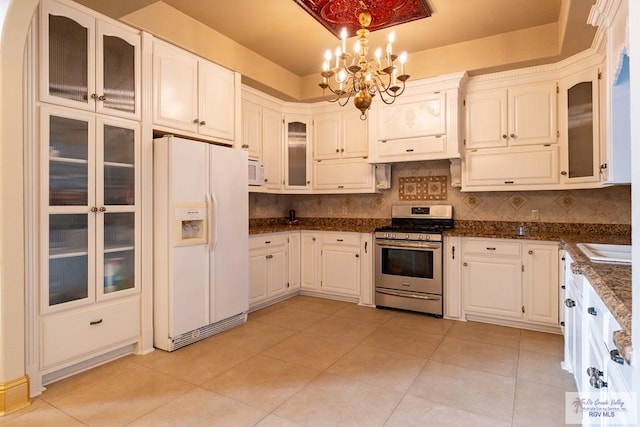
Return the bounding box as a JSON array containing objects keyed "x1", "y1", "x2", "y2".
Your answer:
[{"x1": 72, "y1": 0, "x2": 597, "y2": 77}]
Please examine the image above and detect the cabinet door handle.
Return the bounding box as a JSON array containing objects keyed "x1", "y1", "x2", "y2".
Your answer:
[
  {"x1": 486, "y1": 247, "x2": 496, "y2": 251},
  {"x1": 564, "y1": 298, "x2": 575, "y2": 308},
  {"x1": 265, "y1": 241, "x2": 271, "y2": 244},
  {"x1": 241, "y1": 144, "x2": 249, "y2": 149},
  {"x1": 340, "y1": 148, "x2": 344, "y2": 152},
  {"x1": 200, "y1": 121, "x2": 206, "y2": 126},
  {"x1": 463, "y1": 262, "x2": 468, "y2": 267},
  {"x1": 451, "y1": 246, "x2": 455, "y2": 259},
  {"x1": 355, "y1": 254, "x2": 359, "y2": 258},
  {"x1": 90, "y1": 319, "x2": 103, "y2": 326},
  {"x1": 561, "y1": 171, "x2": 568, "y2": 176},
  {"x1": 90, "y1": 206, "x2": 99, "y2": 213},
  {"x1": 336, "y1": 149, "x2": 339, "y2": 153},
  {"x1": 587, "y1": 307, "x2": 597, "y2": 316},
  {"x1": 586, "y1": 367, "x2": 603, "y2": 378},
  {"x1": 312, "y1": 237, "x2": 316, "y2": 241},
  {"x1": 502, "y1": 134, "x2": 507, "y2": 139},
  {"x1": 99, "y1": 207, "x2": 106, "y2": 212},
  {"x1": 98, "y1": 95, "x2": 106, "y2": 102},
  {"x1": 364, "y1": 241, "x2": 368, "y2": 253},
  {"x1": 90, "y1": 93, "x2": 99, "y2": 100},
  {"x1": 193, "y1": 118, "x2": 200, "y2": 124},
  {"x1": 406, "y1": 149, "x2": 414, "y2": 152},
  {"x1": 510, "y1": 133, "x2": 517, "y2": 138},
  {"x1": 610, "y1": 349, "x2": 624, "y2": 365},
  {"x1": 528, "y1": 250, "x2": 533, "y2": 255}
]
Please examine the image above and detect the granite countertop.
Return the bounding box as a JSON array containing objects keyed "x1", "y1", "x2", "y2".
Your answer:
[{"x1": 250, "y1": 217, "x2": 632, "y2": 364}]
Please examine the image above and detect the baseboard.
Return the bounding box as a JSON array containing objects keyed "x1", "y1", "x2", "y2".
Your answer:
[{"x1": 0, "y1": 375, "x2": 30, "y2": 416}]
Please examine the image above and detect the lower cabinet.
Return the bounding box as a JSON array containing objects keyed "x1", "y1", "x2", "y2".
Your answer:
[
  {"x1": 461, "y1": 238, "x2": 559, "y2": 329},
  {"x1": 562, "y1": 252, "x2": 634, "y2": 425},
  {"x1": 319, "y1": 233, "x2": 361, "y2": 297},
  {"x1": 249, "y1": 234, "x2": 289, "y2": 307},
  {"x1": 249, "y1": 230, "x2": 370, "y2": 309}
]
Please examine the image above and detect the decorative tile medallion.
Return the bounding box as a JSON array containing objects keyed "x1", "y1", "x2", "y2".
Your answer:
[{"x1": 398, "y1": 175, "x2": 447, "y2": 200}]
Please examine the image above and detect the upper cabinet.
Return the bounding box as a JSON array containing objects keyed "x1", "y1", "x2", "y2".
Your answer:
[
  {"x1": 558, "y1": 66, "x2": 602, "y2": 185},
  {"x1": 284, "y1": 114, "x2": 312, "y2": 192},
  {"x1": 367, "y1": 72, "x2": 466, "y2": 163},
  {"x1": 152, "y1": 39, "x2": 238, "y2": 144},
  {"x1": 313, "y1": 108, "x2": 368, "y2": 161},
  {"x1": 465, "y1": 81, "x2": 557, "y2": 149},
  {"x1": 40, "y1": 0, "x2": 141, "y2": 120}
]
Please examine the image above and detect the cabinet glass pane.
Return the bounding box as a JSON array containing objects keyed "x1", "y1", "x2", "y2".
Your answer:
[
  {"x1": 103, "y1": 35, "x2": 136, "y2": 113},
  {"x1": 104, "y1": 212, "x2": 135, "y2": 294},
  {"x1": 49, "y1": 15, "x2": 88, "y2": 102},
  {"x1": 49, "y1": 214, "x2": 88, "y2": 305},
  {"x1": 567, "y1": 81, "x2": 594, "y2": 178},
  {"x1": 287, "y1": 121, "x2": 307, "y2": 186},
  {"x1": 103, "y1": 125, "x2": 135, "y2": 205},
  {"x1": 49, "y1": 116, "x2": 89, "y2": 206}
]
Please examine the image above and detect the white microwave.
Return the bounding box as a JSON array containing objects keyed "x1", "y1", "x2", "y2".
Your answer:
[{"x1": 248, "y1": 160, "x2": 264, "y2": 186}]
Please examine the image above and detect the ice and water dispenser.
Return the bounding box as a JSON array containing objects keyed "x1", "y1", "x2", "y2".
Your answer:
[{"x1": 174, "y1": 204, "x2": 207, "y2": 245}]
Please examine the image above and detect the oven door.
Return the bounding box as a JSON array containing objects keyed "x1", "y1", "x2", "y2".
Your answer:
[{"x1": 375, "y1": 239, "x2": 442, "y2": 295}]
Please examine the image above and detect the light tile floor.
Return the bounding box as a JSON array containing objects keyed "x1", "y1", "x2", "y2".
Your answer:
[{"x1": 3, "y1": 296, "x2": 576, "y2": 426}]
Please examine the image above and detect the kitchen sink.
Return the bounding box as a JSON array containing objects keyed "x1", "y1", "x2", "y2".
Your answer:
[{"x1": 576, "y1": 243, "x2": 632, "y2": 265}]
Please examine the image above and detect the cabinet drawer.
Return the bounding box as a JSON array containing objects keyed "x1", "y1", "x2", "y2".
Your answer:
[
  {"x1": 249, "y1": 234, "x2": 287, "y2": 249},
  {"x1": 463, "y1": 239, "x2": 521, "y2": 257},
  {"x1": 41, "y1": 297, "x2": 140, "y2": 369},
  {"x1": 322, "y1": 233, "x2": 360, "y2": 247}
]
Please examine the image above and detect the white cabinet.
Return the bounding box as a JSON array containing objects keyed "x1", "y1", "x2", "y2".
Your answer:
[
  {"x1": 320, "y1": 233, "x2": 361, "y2": 298},
  {"x1": 312, "y1": 158, "x2": 375, "y2": 193},
  {"x1": 465, "y1": 81, "x2": 557, "y2": 149},
  {"x1": 39, "y1": 105, "x2": 140, "y2": 370},
  {"x1": 153, "y1": 39, "x2": 237, "y2": 144},
  {"x1": 368, "y1": 73, "x2": 466, "y2": 163},
  {"x1": 313, "y1": 109, "x2": 368, "y2": 160},
  {"x1": 523, "y1": 243, "x2": 560, "y2": 325},
  {"x1": 462, "y1": 241, "x2": 523, "y2": 320},
  {"x1": 249, "y1": 234, "x2": 289, "y2": 307},
  {"x1": 558, "y1": 66, "x2": 602, "y2": 185},
  {"x1": 241, "y1": 100, "x2": 263, "y2": 160},
  {"x1": 288, "y1": 232, "x2": 301, "y2": 291},
  {"x1": 301, "y1": 232, "x2": 320, "y2": 291},
  {"x1": 40, "y1": 0, "x2": 141, "y2": 120},
  {"x1": 284, "y1": 115, "x2": 312, "y2": 191},
  {"x1": 461, "y1": 238, "x2": 560, "y2": 328},
  {"x1": 444, "y1": 236, "x2": 463, "y2": 319},
  {"x1": 463, "y1": 144, "x2": 559, "y2": 188}
]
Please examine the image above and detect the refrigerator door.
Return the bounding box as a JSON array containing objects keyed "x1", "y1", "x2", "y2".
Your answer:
[
  {"x1": 169, "y1": 137, "x2": 210, "y2": 337},
  {"x1": 209, "y1": 144, "x2": 249, "y2": 322}
]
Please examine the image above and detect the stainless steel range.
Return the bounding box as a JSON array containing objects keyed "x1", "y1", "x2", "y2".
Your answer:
[{"x1": 374, "y1": 205, "x2": 454, "y2": 317}]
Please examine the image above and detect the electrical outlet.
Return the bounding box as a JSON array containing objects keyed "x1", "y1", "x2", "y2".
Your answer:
[{"x1": 531, "y1": 209, "x2": 540, "y2": 220}]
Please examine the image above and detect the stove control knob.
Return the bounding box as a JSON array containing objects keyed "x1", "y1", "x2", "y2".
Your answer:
[
  {"x1": 391, "y1": 234, "x2": 396, "y2": 239},
  {"x1": 406, "y1": 234, "x2": 410, "y2": 240},
  {"x1": 384, "y1": 233, "x2": 389, "y2": 238},
  {"x1": 425, "y1": 235, "x2": 431, "y2": 241},
  {"x1": 418, "y1": 235, "x2": 424, "y2": 240}
]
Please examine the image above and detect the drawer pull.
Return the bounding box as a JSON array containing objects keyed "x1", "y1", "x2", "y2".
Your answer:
[
  {"x1": 610, "y1": 349, "x2": 625, "y2": 365},
  {"x1": 486, "y1": 247, "x2": 496, "y2": 251},
  {"x1": 589, "y1": 375, "x2": 607, "y2": 389},
  {"x1": 337, "y1": 239, "x2": 344, "y2": 242},
  {"x1": 90, "y1": 319, "x2": 103, "y2": 326},
  {"x1": 564, "y1": 298, "x2": 575, "y2": 308},
  {"x1": 265, "y1": 241, "x2": 271, "y2": 244},
  {"x1": 587, "y1": 307, "x2": 597, "y2": 316}
]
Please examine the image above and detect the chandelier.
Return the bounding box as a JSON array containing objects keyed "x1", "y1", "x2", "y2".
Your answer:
[{"x1": 319, "y1": 5, "x2": 409, "y2": 120}]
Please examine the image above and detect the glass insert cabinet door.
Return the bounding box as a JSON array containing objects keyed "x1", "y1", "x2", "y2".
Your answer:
[
  {"x1": 285, "y1": 116, "x2": 311, "y2": 189},
  {"x1": 42, "y1": 106, "x2": 139, "y2": 313},
  {"x1": 41, "y1": 0, "x2": 141, "y2": 119}
]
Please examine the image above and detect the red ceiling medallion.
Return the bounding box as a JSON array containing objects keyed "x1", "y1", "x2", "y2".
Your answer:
[{"x1": 296, "y1": 0, "x2": 432, "y2": 38}]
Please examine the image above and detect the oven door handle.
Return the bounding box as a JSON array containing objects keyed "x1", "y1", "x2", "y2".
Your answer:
[
  {"x1": 375, "y1": 240, "x2": 441, "y2": 250},
  {"x1": 376, "y1": 289, "x2": 442, "y2": 301}
]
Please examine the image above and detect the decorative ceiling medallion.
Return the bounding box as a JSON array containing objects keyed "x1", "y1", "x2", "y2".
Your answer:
[{"x1": 296, "y1": 0, "x2": 432, "y2": 38}]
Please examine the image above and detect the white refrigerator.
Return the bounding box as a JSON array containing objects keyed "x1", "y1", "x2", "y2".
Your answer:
[{"x1": 153, "y1": 135, "x2": 248, "y2": 351}]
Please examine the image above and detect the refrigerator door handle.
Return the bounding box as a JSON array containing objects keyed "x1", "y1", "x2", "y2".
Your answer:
[{"x1": 209, "y1": 192, "x2": 218, "y2": 249}]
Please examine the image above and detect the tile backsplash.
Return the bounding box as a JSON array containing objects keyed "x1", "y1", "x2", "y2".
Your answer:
[{"x1": 249, "y1": 160, "x2": 632, "y2": 225}]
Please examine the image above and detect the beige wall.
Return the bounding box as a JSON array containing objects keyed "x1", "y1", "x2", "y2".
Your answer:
[{"x1": 250, "y1": 160, "x2": 632, "y2": 225}]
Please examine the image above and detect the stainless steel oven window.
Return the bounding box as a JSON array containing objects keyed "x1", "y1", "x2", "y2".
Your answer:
[{"x1": 380, "y1": 247, "x2": 434, "y2": 279}]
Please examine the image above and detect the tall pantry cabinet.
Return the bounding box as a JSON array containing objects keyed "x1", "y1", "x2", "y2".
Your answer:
[{"x1": 35, "y1": 0, "x2": 142, "y2": 387}]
